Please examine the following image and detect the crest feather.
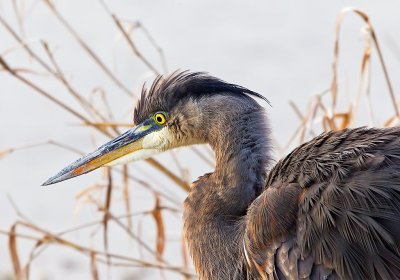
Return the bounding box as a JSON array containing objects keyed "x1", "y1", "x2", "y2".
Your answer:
[{"x1": 134, "y1": 70, "x2": 270, "y2": 124}]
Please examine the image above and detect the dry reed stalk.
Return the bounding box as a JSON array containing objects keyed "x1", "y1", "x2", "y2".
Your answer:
[
  {"x1": 151, "y1": 195, "x2": 166, "y2": 260},
  {"x1": 280, "y1": 7, "x2": 398, "y2": 156},
  {"x1": 102, "y1": 168, "x2": 113, "y2": 268},
  {"x1": 42, "y1": 41, "x2": 110, "y2": 122},
  {"x1": 332, "y1": 7, "x2": 398, "y2": 124},
  {"x1": 42, "y1": 0, "x2": 134, "y2": 97},
  {"x1": 102, "y1": 198, "x2": 169, "y2": 263},
  {"x1": 123, "y1": 165, "x2": 133, "y2": 232},
  {"x1": 3, "y1": 199, "x2": 194, "y2": 277},
  {"x1": 0, "y1": 54, "x2": 190, "y2": 190},
  {"x1": 99, "y1": 0, "x2": 160, "y2": 75},
  {"x1": 2, "y1": 223, "x2": 196, "y2": 277},
  {"x1": 57, "y1": 208, "x2": 178, "y2": 236},
  {"x1": 151, "y1": 194, "x2": 167, "y2": 278},
  {"x1": 0, "y1": 1, "x2": 193, "y2": 274},
  {"x1": 8, "y1": 224, "x2": 22, "y2": 280},
  {"x1": 0, "y1": 15, "x2": 57, "y2": 75},
  {"x1": 0, "y1": 55, "x2": 103, "y2": 133},
  {"x1": 90, "y1": 252, "x2": 100, "y2": 280},
  {"x1": 78, "y1": 122, "x2": 134, "y2": 128},
  {"x1": 12, "y1": 0, "x2": 26, "y2": 38}
]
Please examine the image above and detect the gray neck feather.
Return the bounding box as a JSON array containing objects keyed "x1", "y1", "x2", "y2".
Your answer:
[{"x1": 183, "y1": 95, "x2": 271, "y2": 279}]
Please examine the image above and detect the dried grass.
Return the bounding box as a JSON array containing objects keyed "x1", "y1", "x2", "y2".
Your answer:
[
  {"x1": 284, "y1": 7, "x2": 398, "y2": 152},
  {"x1": 0, "y1": 3, "x2": 398, "y2": 280}
]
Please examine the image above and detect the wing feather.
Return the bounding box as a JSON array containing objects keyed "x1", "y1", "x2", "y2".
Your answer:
[{"x1": 244, "y1": 127, "x2": 400, "y2": 279}]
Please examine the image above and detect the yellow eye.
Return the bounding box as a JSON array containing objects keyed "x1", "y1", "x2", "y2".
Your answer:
[{"x1": 154, "y1": 112, "x2": 167, "y2": 125}]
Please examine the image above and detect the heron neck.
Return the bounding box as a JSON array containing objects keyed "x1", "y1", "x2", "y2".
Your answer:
[
  {"x1": 184, "y1": 106, "x2": 271, "y2": 279},
  {"x1": 209, "y1": 108, "x2": 271, "y2": 208}
]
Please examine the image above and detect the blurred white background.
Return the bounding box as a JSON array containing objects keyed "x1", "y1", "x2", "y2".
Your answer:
[{"x1": 1, "y1": 0, "x2": 400, "y2": 279}]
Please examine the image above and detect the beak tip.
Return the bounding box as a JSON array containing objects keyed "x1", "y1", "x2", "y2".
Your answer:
[
  {"x1": 41, "y1": 124, "x2": 146, "y2": 187},
  {"x1": 41, "y1": 177, "x2": 56, "y2": 186},
  {"x1": 41, "y1": 169, "x2": 82, "y2": 186},
  {"x1": 41, "y1": 172, "x2": 69, "y2": 186}
]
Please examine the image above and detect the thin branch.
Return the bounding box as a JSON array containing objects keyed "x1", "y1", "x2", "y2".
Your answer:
[
  {"x1": 0, "y1": 55, "x2": 190, "y2": 191},
  {"x1": 99, "y1": 0, "x2": 160, "y2": 75},
  {"x1": 42, "y1": 0, "x2": 134, "y2": 97},
  {"x1": 41, "y1": 41, "x2": 110, "y2": 123},
  {"x1": 0, "y1": 15, "x2": 56, "y2": 74},
  {"x1": 0, "y1": 225, "x2": 195, "y2": 277}
]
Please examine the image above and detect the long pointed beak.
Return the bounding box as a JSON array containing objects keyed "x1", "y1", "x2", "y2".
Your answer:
[{"x1": 42, "y1": 121, "x2": 158, "y2": 186}]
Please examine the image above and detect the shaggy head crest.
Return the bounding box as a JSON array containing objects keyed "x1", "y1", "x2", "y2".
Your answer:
[{"x1": 133, "y1": 70, "x2": 269, "y2": 124}]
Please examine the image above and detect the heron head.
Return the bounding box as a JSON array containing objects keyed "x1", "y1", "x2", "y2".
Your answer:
[{"x1": 42, "y1": 71, "x2": 268, "y2": 185}]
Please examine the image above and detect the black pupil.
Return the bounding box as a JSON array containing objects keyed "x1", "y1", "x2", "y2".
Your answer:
[{"x1": 157, "y1": 116, "x2": 163, "y2": 123}]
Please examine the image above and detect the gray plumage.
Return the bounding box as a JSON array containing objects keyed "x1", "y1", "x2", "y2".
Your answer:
[
  {"x1": 42, "y1": 69, "x2": 400, "y2": 280},
  {"x1": 133, "y1": 71, "x2": 400, "y2": 279}
]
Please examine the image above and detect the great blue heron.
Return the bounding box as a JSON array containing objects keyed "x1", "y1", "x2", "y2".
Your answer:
[{"x1": 43, "y1": 71, "x2": 400, "y2": 279}]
